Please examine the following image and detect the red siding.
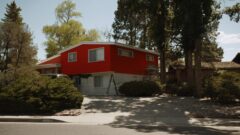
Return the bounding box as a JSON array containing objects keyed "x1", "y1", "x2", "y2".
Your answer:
[
  {"x1": 39, "y1": 43, "x2": 158, "y2": 75},
  {"x1": 61, "y1": 44, "x2": 111, "y2": 75},
  {"x1": 110, "y1": 46, "x2": 158, "y2": 75},
  {"x1": 39, "y1": 56, "x2": 61, "y2": 65}
]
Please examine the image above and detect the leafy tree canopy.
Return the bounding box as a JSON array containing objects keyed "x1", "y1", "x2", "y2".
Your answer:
[
  {"x1": 224, "y1": 3, "x2": 240, "y2": 23},
  {"x1": 43, "y1": 0, "x2": 99, "y2": 58}
]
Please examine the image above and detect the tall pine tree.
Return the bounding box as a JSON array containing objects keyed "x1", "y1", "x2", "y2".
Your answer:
[{"x1": 0, "y1": 1, "x2": 37, "y2": 71}]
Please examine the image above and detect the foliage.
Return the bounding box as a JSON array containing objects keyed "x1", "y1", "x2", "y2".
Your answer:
[
  {"x1": 43, "y1": 0, "x2": 99, "y2": 57},
  {"x1": 203, "y1": 71, "x2": 240, "y2": 104},
  {"x1": 0, "y1": 67, "x2": 83, "y2": 114},
  {"x1": 202, "y1": 41, "x2": 223, "y2": 62},
  {"x1": 224, "y1": 3, "x2": 240, "y2": 23},
  {"x1": 119, "y1": 81, "x2": 161, "y2": 97},
  {"x1": 113, "y1": 0, "x2": 224, "y2": 84},
  {"x1": 166, "y1": 81, "x2": 194, "y2": 97},
  {"x1": 112, "y1": 0, "x2": 153, "y2": 48},
  {"x1": 55, "y1": 0, "x2": 81, "y2": 23},
  {"x1": 113, "y1": 0, "x2": 174, "y2": 83},
  {"x1": 0, "y1": 1, "x2": 37, "y2": 71},
  {"x1": 172, "y1": 0, "x2": 222, "y2": 96}
]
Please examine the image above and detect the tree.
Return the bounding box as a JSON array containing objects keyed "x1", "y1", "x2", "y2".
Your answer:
[
  {"x1": 224, "y1": 3, "x2": 240, "y2": 23},
  {"x1": 173, "y1": 0, "x2": 219, "y2": 97},
  {"x1": 112, "y1": 0, "x2": 154, "y2": 48},
  {"x1": 43, "y1": 0, "x2": 100, "y2": 58},
  {"x1": 112, "y1": 0, "x2": 173, "y2": 83},
  {"x1": 0, "y1": 1, "x2": 37, "y2": 71},
  {"x1": 148, "y1": 0, "x2": 173, "y2": 83},
  {"x1": 202, "y1": 42, "x2": 223, "y2": 62},
  {"x1": 55, "y1": 0, "x2": 81, "y2": 23}
]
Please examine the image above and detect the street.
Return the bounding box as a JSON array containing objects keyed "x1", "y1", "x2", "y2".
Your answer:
[
  {"x1": 0, "y1": 96, "x2": 239, "y2": 135},
  {"x1": 0, "y1": 122, "x2": 240, "y2": 135}
]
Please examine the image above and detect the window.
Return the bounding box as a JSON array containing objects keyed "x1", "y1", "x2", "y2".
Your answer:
[
  {"x1": 88, "y1": 48, "x2": 104, "y2": 62},
  {"x1": 94, "y1": 76, "x2": 103, "y2": 87},
  {"x1": 146, "y1": 54, "x2": 154, "y2": 62},
  {"x1": 118, "y1": 48, "x2": 134, "y2": 57},
  {"x1": 68, "y1": 52, "x2": 77, "y2": 62},
  {"x1": 73, "y1": 76, "x2": 81, "y2": 86}
]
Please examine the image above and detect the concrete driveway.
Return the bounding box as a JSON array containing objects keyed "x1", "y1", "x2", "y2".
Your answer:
[
  {"x1": 0, "y1": 95, "x2": 239, "y2": 135},
  {"x1": 77, "y1": 95, "x2": 240, "y2": 134}
]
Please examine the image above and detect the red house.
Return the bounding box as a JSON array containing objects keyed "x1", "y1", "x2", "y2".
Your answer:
[{"x1": 37, "y1": 42, "x2": 159, "y2": 95}]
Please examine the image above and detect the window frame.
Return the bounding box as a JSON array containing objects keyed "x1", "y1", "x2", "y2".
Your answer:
[
  {"x1": 68, "y1": 52, "x2": 77, "y2": 62},
  {"x1": 94, "y1": 75, "x2": 103, "y2": 88},
  {"x1": 118, "y1": 48, "x2": 134, "y2": 58},
  {"x1": 146, "y1": 54, "x2": 154, "y2": 62},
  {"x1": 88, "y1": 47, "x2": 105, "y2": 63}
]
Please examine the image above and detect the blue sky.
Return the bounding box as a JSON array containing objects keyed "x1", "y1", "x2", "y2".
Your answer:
[{"x1": 0, "y1": 0, "x2": 239, "y2": 61}]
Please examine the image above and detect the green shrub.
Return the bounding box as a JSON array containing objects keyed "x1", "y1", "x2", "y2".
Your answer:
[
  {"x1": 166, "y1": 81, "x2": 178, "y2": 94},
  {"x1": 0, "y1": 67, "x2": 83, "y2": 114},
  {"x1": 176, "y1": 82, "x2": 194, "y2": 96},
  {"x1": 203, "y1": 71, "x2": 240, "y2": 104},
  {"x1": 119, "y1": 80, "x2": 161, "y2": 97},
  {"x1": 166, "y1": 82, "x2": 193, "y2": 97}
]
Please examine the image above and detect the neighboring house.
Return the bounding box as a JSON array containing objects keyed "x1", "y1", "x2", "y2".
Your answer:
[
  {"x1": 168, "y1": 53, "x2": 240, "y2": 83},
  {"x1": 36, "y1": 42, "x2": 159, "y2": 95},
  {"x1": 232, "y1": 52, "x2": 240, "y2": 64}
]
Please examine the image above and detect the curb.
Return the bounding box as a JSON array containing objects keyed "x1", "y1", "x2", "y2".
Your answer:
[{"x1": 0, "y1": 118, "x2": 66, "y2": 123}]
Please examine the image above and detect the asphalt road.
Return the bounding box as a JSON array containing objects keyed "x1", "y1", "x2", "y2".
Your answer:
[{"x1": 0, "y1": 122, "x2": 240, "y2": 135}]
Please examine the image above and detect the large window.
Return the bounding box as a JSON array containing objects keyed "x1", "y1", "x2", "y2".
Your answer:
[
  {"x1": 68, "y1": 52, "x2": 77, "y2": 62},
  {"x1": 94, "y1": 76, "x2": 103, "y2": 87},
  {"x1": 146, "y1": 54, "x2": 154, "y2": 62},
  {"x1": 88, "y1": 48, "x2": 104, "y2": 62},
  {"x1": 118, "y1": 48, "x2": 134, "y2": 57}
]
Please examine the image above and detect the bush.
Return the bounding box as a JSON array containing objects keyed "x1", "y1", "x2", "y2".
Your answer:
[
  {"x1": 166, "y1": 81, "x2": 193, "y2": 97},
  {"x1": 203, "y1": 71, "x2": 240, "y2": 104},
  {"x1": 119, "y1": 80, "x2": 161, "y2": 97},
  {"x1": 0, "y1": 67, "x2": 83, "y2": 114},
  {"x1": 176, "y1": 82, "x2": 194, "y2": 96}
]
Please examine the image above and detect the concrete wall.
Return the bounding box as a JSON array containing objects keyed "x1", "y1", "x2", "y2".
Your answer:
[{"x1": 78, "y1": 72, "x2": 144, "y2": 96}]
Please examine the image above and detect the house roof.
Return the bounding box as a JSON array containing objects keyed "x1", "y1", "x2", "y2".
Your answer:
[
  {"x1": 37, "y1": 54, "x2": 60, "y2": 65},
  {"x1": 170, "y1": 61, "x2": 240, "y2": 70},
  {"x1": 232, "y1": 52, "x2": 240, "y2": 64},
  {"x1": 59, "y1": 42, "x2": 159, "y2": 55}
]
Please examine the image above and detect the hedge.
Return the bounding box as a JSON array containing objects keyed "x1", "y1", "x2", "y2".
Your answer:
[
  {"x1": 119, "y1": 80, "x2": 161, "y2": 97},
  {"x1": 0, "y1": 67, "x2": 83, "y2": 114}
]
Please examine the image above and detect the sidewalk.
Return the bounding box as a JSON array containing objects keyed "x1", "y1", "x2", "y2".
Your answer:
[{"x1": 0, "y1": 96, "x2": 239, "y2": 127}]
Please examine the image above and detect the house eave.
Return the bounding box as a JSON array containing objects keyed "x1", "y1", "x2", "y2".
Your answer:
[{"x1": 36, "y1": 64, "x2": 61, "y2": 69}]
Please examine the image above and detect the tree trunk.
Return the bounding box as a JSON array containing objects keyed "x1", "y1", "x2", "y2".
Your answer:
[
  {"x1": 194, "y1": 37, "x2": 202, "y2": 97},
  {"x1": 160, "y1": 48, "x2": 166, "y2": 83},
  {"x1": 185, "y1": 48, "x2": 193, "y2": 85}
]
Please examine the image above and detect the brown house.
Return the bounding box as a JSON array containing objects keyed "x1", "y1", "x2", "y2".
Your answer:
[
  {"x1": 168, "y1": 53, "x2": 240, "y2": 83},
  {"x1": 232, "y1": 52, "x2": 240, "y2": 64}
]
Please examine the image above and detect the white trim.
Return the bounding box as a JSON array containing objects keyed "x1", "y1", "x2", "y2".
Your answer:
[
  {"x1": 68, "y1": 52, "x2": 77, "y2": 62},
  {"x1": 88, "y1": 47, "x2": 105, "y2": 63},
  {"x1": 35, "y1": 64, "x2": 61, "y2": 69},
  {"x1": 59, "y1": 42, "x2": 159, "y2": 55},
  {"x1": 37, "y1": 55, "x2": 60, "y2": 65},
  {"x1": 118, "y1": 48, "x2": 134, "y2": 58}
]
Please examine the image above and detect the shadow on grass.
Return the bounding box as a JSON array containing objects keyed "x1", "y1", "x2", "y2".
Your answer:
[{"x1": 83, "y1": 96, "x2": 239, "y2": 135}]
